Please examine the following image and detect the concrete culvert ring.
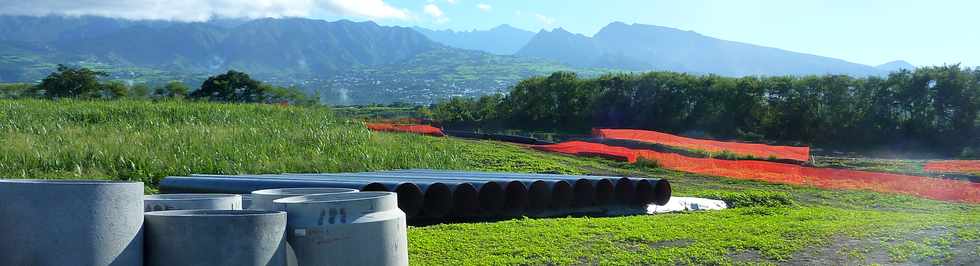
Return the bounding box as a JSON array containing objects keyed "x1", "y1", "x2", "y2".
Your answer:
[
  {"x1": 451, "y1": 183, "x2": 481, "y2": 217},
  {"x1": 421, "y1": 183, "x2": 453, "y2": 218},
  {"x1": 503, "y1": 181, "x2": 529, "y2": 216},
  {"x1": 550, "y1": 181, "x2": 573, "y2": 209},
  {"x1": 390, "y1": 183, "x2": 424, "y2": 218},
  {"x1": 614, "y1": 178, "x2": 636, "y2": 205},
  {"x1": 652, "y1": 179, "x2": 672, "y2": 206},
  {"x1": 526, "y1": 181, "x2": 551, "y2": 212},
  {"x1": 572, "y1": 179, "x2": 595, "y2": 208},
  {"x1": 477, "y1": 182, "x2": 505, "y2": 215},
  {"x1": 594, "y1": 179, "x2": 615, "y2": 206},
  {"x1": 634, "y1": 179, "x2": 654, "y2": 205}
]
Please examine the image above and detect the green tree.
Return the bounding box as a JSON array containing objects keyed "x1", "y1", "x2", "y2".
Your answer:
[
  {"x1": 189, "y1": 70, "x2": 267, "y2": 102},
  {"x1": 101, "y1": 81, "x2": 129, "y2": 99},
  {"x1": 156, "y1": 81, "x2": 190, "y2": 99},
  {"x1": 37, "y1": 64, "x2": 107, "y2": 99},
  {"x1": 129, "y1": 83, "x2": 152, "y2": 99}
]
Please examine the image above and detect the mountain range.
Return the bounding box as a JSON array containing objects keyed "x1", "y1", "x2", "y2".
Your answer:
[
  {"x1": 0, "y1": 16, "x2": 915, "y2": 104},
  {"x1": 515, "y1": 22, "x2": 889, "y2": 76}
]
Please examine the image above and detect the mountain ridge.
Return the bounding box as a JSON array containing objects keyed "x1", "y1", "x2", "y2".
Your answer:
[{"x1": 517, "y1": 22, "x2": 886, "y2": 76}]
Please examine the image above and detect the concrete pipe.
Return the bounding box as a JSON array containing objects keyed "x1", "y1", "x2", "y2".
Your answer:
[
  {"x1": 144, "y1": 193, "x2": 242, "y2": 211},
  {"x1": 144, "y1": 210, "x2": 287, "y2": 266},
  {"x1": 0, "y1": 179, "x2": 144, "y2": 266},
  {"x1": 161, "y1": 175, "x2": 368, "y2": 194},
  {"x1": 161, "y1": 176, "x2": 425, "y2": 218},
  {"x1": 242, "y1": 194, "x2": 253, "y2": 209},
  {"x1": 274, "y1": 192, "x2": 408, "y2": 266},
  {"x1": 250, "y1": 187, "x2": 358, "y2": 210}
]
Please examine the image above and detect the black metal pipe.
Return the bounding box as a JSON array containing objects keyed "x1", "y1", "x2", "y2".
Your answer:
[
  {"x1": 380, "y1": 170, "x2": 601, "y2": 207},
  {"x1": 385, "y1": 169, "x2": 669, "y2": 206}
]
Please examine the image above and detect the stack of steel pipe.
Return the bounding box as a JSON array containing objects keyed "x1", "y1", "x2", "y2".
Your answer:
[{"x1": 159, "y1": 170, "x2": 671, "y2": 221}]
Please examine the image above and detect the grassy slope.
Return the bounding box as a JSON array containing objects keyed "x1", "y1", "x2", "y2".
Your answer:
[{"x1": 1, "y1": 99, "x2": 977, "y2": 265}]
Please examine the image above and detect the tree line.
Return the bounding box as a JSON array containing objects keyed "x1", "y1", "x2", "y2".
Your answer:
[
  {"x1": 0, "y1": 65, "x2": 318, "y2": 105},
  {"x1": 432, "y1": 65, "x2": 980, "y2": 156}
]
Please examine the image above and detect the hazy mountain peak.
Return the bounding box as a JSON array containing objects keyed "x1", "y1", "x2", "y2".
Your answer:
[
  {"x1": 876, "y1": 60, "x2": 916, "y2": 72},
  {"x1": 414, "y1": 24, "x2": 535, "y2": 55}
]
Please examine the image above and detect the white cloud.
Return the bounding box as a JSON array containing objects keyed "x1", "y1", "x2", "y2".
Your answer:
[
  {"x1": 446, "y1": 0, "x2": 458, "y2": 4},
  {"x1": 423, "y1": 4, "x2": 444, "y2": 18},
  {"x1": 422, "y1": 3, "x2": 448, "y2": 23},
  {"x1": 0, "y1": 0, "x2": 410, "y2": 22},
  {"x1": 477, "y1": 3, "x2": 491, "y2": 12},
  {"x1": 535, "y1": 13, "x2": 555, "y2": 26}
]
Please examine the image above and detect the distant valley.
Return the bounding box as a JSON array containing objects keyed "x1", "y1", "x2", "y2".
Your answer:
[{"x1": 0, "y1": 16, "x2": 913, "y2": 104}]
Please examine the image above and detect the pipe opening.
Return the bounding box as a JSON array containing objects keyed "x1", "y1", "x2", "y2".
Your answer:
[
  {"x1": 451, "y1": 183, "x2": 481, "y2": 217},
  {"x1": 572, "y1": 179, "x2": 595, "y2": 208},
  {"x1": 634, "y1": 179, "x2": 654, "y2": 205},
  {"x1": 652, "y1": 179, "x2": 672, "y2": 206},
  {"x1": 422, "y1": 183, "x2": 453, "y2": 218},
  {"x1": 550, "y1": 181, "x2": 573, "y2": 209},
  {"x1": 477, "y1": 182, "x2": 505, "y2": 215},
  {"x1": 526, "y1": 181, "x2": 551, "y2": 212},
  {"x1": 391, "y1": 183, "x2": 424, "y2": 217},
  {"x1": 361, "y1": 183, "x2": 389, "y2": 192},
  {"x1": 614, "y1": 178, "x2": 636, "y2": 205},
  {"x1": 252, "y1": 188, "x2": 357, "y2": 197},
  {"x1": 594, "y1": 179, "x2": 615, "y2": 206},
  {"x1": 503, "y1": 181, "x2": 529, "y2": 216}
]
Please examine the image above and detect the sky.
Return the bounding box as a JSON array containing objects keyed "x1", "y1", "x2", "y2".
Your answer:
[{"x1": 1, "y1": 0, "x2": 977, "y2": 67}]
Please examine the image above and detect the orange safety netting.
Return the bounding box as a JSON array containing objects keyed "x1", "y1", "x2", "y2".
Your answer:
[
  {"x1": 531, "y1": 141, "x2": 639, "y2": 163},
  {"x1": 595, "y1": 129, "x2": 811, "y2": 162},
  {"x1": 366, "y1": 123, "x2": 445, "y2": 137},
  {"x1": 924, "y1": 160, "x2": 980, "y2": 175},
  {"x1": 531, "y1": 141, "x2": 980, "y2": 204}
]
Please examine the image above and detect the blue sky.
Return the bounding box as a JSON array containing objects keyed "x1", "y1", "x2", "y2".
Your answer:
[
  {"x1": 320, "y1": 0, "x2": 980, "y2": 67},
  {"x1": 5, "y1": 0, "x2": 977, "y2": 67}
]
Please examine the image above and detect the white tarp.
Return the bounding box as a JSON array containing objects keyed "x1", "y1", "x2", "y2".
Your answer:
[{"x1": 646, "y1": 197, "x2": 728, "y2": 214}]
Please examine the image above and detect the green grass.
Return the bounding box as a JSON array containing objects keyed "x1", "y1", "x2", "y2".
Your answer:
[
  {"x1": 0, "y1": 99, "x2": 586, "y2": 192},
  {"x1": 1, "y1": 99, "x2": 977, "y2": 265}
]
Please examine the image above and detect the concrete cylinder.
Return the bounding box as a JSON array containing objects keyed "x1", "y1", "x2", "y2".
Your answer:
[
  {"x1": 144, "y1": 193, "x2": 242, "y2": 211},
  {"x1": 250, "y1": 187, "x2": 358, "y2": 210},
  {"x1": 274, "y1": 192, "x2": 408, "y2": 266},
  {"x1": 242, "y1": 194, "x2": 253, "y2": 209},
  {"x1": 0, "y1": 179, "x2": 144, "y2": 266},
  {"x1": 144, "y1": 209, "x2": 287, "y2": 266}
]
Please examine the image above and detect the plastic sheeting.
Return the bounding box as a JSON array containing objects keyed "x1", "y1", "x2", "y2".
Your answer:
[
  {"x1": 367, "y1": 123, "x2": 445, "y2": 137},
  {"x1": 646, "y1": 197, "x2": 728, "y2": 213},
  {"x1": 595, "y1": 129, "x2": 810, "y2": 162}
]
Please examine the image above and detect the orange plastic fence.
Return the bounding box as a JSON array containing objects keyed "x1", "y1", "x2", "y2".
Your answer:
[
  {"x1": 366, "y1": 123, "x2": 445, "y2": 137},
  {"x1": 531, "y1": 141, "x2": 980, "y2": 203},
  {"x1": 531, "y1": 141, "x2": 639, "y2": 163},
  {"x1": 924, "y1": 160, "x2": 980, "y2": 175},
  {"x1": 595, "y1": 129, "x2": 811, "y2": 162}
]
